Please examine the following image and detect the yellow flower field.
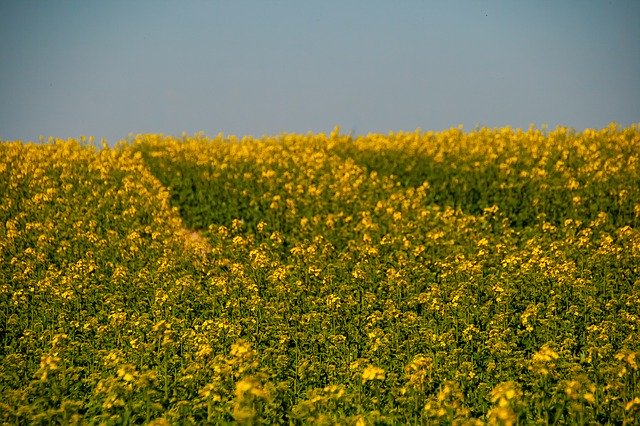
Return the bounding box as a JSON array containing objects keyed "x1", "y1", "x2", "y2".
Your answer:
[{"x1": 1, "y1": 125, "x2": 639, "y2": 424}]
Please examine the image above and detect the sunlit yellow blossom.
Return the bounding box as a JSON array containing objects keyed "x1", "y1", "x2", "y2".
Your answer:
[
  {"x1": 362, "y1": 365, "x2": 385, "y2": 382},
  {"x1": 532, "y1": 345, "x2": 559, "y2": 363},
  {"x1": 626, "y1": 397, "x2": 640, "y2": 411},
  {"x1": 488, "y1": 406, "x2": 517, "y2": 426},
  {"x1": 117, "y1": 365, "x2": 137, "y2": 382},
  {"x1": 231, "y1": 340, "x2": 253, "y2": 358}
]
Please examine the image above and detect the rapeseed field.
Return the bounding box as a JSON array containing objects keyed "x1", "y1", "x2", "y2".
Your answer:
[{"x1": 1, "y1": 125, "x2": 639, "y2": 424}]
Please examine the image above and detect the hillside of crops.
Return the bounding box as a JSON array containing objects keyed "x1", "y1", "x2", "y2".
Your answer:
[{"x1": 1, "y1": 125, "x2": 639, "y2": 424}]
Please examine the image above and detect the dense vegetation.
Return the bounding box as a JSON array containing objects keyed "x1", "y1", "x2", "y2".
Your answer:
[{"x1": 1, "y1": 125, "x2": 639, "y2": 424}]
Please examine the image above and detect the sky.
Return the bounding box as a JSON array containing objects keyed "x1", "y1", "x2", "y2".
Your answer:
[{"x1": 1, "y1": 1, "x2": 639, "y2": 144}]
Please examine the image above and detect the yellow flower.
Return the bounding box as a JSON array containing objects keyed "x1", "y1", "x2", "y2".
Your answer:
[
  {"x1": 235, "y1": 378, "x2": 255, "y2": 397},
  {"x1": 195, "y1": 344, "x2": 212, "y2": 360},
  {"x1": 37, "y1": 354, "x2": 60, "y2": 380},
  {"x1": 490, "y1": 381, "x2": 521, "y2": 406},
  {"x1": 532, "y1": 345, "x2": 559, "y2": 363},
  {"x1": 488, "y1": 406, "x2": 517, "y2": 426},
  {"x1": 234, "y1": 376, "x2": 269, "y2": 399},
  {"x1": 583, "y1": 393, "x2": 596, "y2": 404},
  {"x1": 362, "y1": 365, "x2": 385, "y2": 383},
  {"x1": 118, "y1": 369, "x2": 135, "y2": 382},
  {"x1": 230, "y1": 339, "x2": 253, "y2": 359},
  {"x1": 117, "y1": 364, "x2": 137, "y2": 382},
  {"x1": 625, "y1": 397, "x2": 640, "y2": 411}
]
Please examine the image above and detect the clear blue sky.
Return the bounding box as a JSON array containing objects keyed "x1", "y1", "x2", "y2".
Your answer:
[{"x1": 1, "y1": 1, "x2": 639, "y2": 144}]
